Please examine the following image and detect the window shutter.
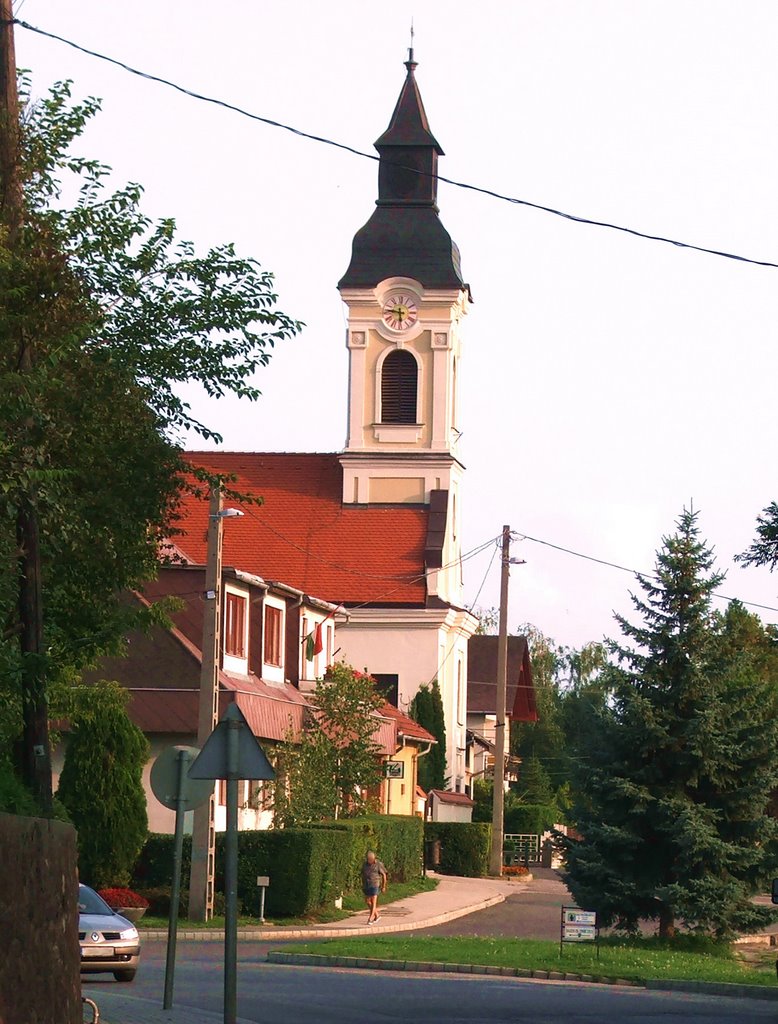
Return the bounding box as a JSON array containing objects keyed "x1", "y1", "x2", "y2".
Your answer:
[{"x1": 381, "y1": 350, "x2": 418, "y2": 424}]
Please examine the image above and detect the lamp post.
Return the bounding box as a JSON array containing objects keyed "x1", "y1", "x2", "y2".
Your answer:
[{"x1": 188, "y1": 487, "x2": 244, "y2": 921}]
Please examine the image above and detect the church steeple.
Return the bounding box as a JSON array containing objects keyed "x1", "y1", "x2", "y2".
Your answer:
[
  {"x1": 374, "y1": 55, "x2": 443, "y2": 208},
  {"x1": 339, "y1": 54, "x2": 466, "y2": 291}
]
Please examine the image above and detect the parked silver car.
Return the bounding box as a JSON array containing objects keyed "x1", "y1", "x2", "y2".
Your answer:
[{"x1": 78, "y1": 883, "x2": 141, "y2": 983}]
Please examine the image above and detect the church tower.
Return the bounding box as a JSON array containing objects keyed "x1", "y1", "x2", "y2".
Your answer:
[{"x1": 339, "y1": 50, "x2": 471, "y2": 608}]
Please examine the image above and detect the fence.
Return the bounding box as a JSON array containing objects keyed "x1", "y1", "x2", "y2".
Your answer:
[{"x1": 503, "y1": 833, "x2": 540, "y2": 865}]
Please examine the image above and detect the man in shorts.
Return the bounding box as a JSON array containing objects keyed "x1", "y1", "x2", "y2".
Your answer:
[{"x1": 361, "y1": 849, "x2": 387, "y2": 924}]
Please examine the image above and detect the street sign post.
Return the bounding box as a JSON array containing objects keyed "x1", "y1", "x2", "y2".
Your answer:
[
  {"x1": 560, "y1": 906, "x2": 599, "y2": 959},
  {"x1": 150, "y1": 745, "x2": 212, "y2": 1009},
  {"x1": 256, "y1": 876, "x2": 270, "y2": 923},
  {"x1": 189, "y1": 704, "x2": 275, "y2": 1024}
]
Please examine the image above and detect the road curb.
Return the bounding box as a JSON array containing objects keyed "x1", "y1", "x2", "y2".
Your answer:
[
  {"x1": 645, "y1": 979, "x2": 778, "y2": 1002},
  {"x1": 139, "y1": 893, "x2": 507, "y2": 943},
  {"x1": 266, "y1": 950, "x2": 642, "y2": 987}
]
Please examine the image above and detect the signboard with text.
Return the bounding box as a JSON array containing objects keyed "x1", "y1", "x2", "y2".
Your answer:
[
  {"x1": 560, "y1": 906, "x2": 599, "y2": 957},
  {"x1": 384, "y1": 760, "x2": 405, "y2": 779}
]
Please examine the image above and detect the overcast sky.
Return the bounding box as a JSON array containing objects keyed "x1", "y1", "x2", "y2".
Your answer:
[{"x1": 14, "y1": 1, "x2": 778, "y2": 647}]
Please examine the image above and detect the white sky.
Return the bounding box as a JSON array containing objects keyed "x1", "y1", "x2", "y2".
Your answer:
[{"x1": 14, "y1": 1, "x2": 778, "y2": 647}]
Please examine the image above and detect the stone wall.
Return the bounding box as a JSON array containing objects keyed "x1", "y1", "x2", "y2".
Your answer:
[{"x1": 0, "y1": 812, "x2": 80, "y2": 1024}]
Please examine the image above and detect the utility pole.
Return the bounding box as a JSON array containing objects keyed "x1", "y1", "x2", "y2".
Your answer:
[
  {"x1": 189, "y1": 486, "x2": 224, "y2": 921},
  {"x1": 489, "y1": 525, "x2": 511, "y2": 877},
  {"x1": 1, "y1": 0, "x2": 52, "y2": 812}
]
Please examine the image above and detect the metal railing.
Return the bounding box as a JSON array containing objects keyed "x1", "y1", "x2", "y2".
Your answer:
[
  {"x1": 82, "y1": 997, "x2": 100, "y2": 1023},
  {"x1": 503, "y1": 833, "x2": 540, "y2": 865}
]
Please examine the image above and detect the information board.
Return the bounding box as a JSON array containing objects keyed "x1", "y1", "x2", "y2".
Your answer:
[{"x1": 560, "y1": 906, "x2": 599, "y2": 957}]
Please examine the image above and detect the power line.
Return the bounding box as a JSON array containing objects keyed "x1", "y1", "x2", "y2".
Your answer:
[
  {"x1": 515, "y1": 530, "x2": 778, "y2": 615},
  {"x1": 12, "y1": 16, "x2": 778, "y2": 272}
]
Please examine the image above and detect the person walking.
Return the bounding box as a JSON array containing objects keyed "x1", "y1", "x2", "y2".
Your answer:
[{"x1": 361, "y1": 850, "x2": 387, "y2": 924}]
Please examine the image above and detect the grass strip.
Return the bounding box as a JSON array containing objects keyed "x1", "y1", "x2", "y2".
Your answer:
[
  {"x1": 277, "y1": 935, "x2": 778, "y2": 986},
  {"x1": 139, "y1": 877, "x2": 437, "y2": 930}
]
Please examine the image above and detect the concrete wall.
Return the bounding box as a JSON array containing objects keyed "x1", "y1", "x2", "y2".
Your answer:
[{"x1": 0, "y1": 812, "x2": 81, "y2": 1024}]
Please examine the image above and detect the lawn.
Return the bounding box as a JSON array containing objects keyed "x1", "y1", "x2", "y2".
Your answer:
[
  {"x1": 139, "y1": 877, "x2": 437, "y2": 930},
  {"x1": 279, "y1": 934, "x2": 778, "y2": 987}
]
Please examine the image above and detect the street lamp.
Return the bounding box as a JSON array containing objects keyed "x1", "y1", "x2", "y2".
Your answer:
[{"x1": 189, "y1": 488, "x2": 243, "y2": 921}]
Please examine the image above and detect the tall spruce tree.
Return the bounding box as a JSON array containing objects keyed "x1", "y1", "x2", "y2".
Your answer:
[
  {"x1": 410, "y1": 680, "x2": 447, "y2": 791},
  {"x1": 564, "y1": 509, "x2": 778, "y2": 938}
]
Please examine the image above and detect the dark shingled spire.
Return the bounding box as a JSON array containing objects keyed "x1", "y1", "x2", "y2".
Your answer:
[{"x1": 339, "y1": 53, "x2": 467, "y2": 292}]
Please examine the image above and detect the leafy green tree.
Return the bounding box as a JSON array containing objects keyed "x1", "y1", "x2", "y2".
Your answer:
[
  {"x1": 409, "y1": 679, "x2": 447, "y2": 791},
  {"x1": 274, "y1": 664, "x2": 384, "y2": 825},
  {"x1": 564, "y1": 509, "x2": 778, "y2": 939},
  {"x1": 57, "y1": 683, "x2": 149, "y2": 887},
  {"x1": 1, "y1": 77, "x2": 300, "y2": 802}
]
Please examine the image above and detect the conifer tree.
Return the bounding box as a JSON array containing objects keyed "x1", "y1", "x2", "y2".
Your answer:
[
  {"x1": 410, "y1": 680, "x2": 447, "y2": 791},
  {"x1": 564, "y1": 509, "x2": 778, "y2": 938},
  {"x1": 57, "y1": 683, "x2": 149, "y2": 888}
]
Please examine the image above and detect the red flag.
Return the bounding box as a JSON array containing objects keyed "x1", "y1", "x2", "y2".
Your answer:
[{"x1": 313, "y1": 622, "x2": 324, "y2": 656}]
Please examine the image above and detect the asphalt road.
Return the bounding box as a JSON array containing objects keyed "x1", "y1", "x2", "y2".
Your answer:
[
  {"x1": 421, "y1": 874, "x2": 569, "y2": 940},
  {"x1": 84, "y1": 941, "x2": 778, "y2": 1024}
]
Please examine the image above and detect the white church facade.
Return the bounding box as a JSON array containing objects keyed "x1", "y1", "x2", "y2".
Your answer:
[{"x1": 174, "y1": 52, "x2": 478, "y2": 789}]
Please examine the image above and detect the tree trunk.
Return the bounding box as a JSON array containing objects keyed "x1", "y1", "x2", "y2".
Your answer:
[{"x1": 658, "y1": 904, "x2": 676, "y2": 940}]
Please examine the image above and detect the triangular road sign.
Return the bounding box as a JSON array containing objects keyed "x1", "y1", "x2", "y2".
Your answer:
[{"x1": 188, "y1": 703, "x2": 275, "y2": 781}]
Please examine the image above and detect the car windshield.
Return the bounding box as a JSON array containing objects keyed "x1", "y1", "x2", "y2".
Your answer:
[{"x1": 78, "y1": 885, "x2": 114, "y2": 917}]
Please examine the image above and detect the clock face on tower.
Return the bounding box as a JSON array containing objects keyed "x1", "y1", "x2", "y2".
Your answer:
[{"x1": 381, "y1": 294, "x2": 419, "y2": 332}]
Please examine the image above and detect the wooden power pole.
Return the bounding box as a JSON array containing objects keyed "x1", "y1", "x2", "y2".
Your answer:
[
  {"x1": 489, "y1": 525, "x2": 512, "y2": 876},
  {"x1": 189, "y1": 486, "x2": 224, "y2": 921},
  {"x1": 1, "y1": 0, "x2": 53, "y2": 812}
]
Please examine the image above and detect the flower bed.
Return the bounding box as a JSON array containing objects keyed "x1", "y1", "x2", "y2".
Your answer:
[
  {"x1": 501, "y1": 865, "x2": 531, "y2": 878},
  {"x1": 98, "y1": 887, "x2": 150, "y2": 910}
]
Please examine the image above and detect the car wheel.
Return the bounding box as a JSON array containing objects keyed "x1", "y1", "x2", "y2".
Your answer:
[{"x1": 113, "y1": 970, "x2": 136, "y2": 983}]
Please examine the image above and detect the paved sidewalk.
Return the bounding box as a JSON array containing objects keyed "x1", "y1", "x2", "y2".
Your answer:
[
  {"x1": 140, "y1": 872, "x2": 524, "y2": 942},
  {"x1": 86, "y1": 990, "x2": 255, "y2": 1024}
]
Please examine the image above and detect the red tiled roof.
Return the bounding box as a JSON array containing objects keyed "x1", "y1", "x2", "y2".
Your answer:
[
  {"x1": 429, "y1": 789, "x2": 474, "y2": 807},
  {"x1": 378, "y1": 700, "x2": 436, "y2": 745},
  {"x1": 467, "y1": 635, "x2": 538, "y2": 722},
  {"x1": 175, "y1": 453, "x2": 429, "y2": 606}
]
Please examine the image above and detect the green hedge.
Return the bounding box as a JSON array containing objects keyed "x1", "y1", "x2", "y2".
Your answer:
[
  {"x1": 424, "y1": 821, "x2": 491, "y2": 877},
  {"x1": 132, "y1": 832, "x2": 192, "y2": 889},
  {"x1": 133, "y1": 817, "x2": 421, "y2": 917},
  {"x1": 504, "y1": 803, "x2": 557, "y2": 836},
  {"x1": 311, "y1": 815, "x2": 423, "y2": 889},
  {"x1": 216, "y1": 828, "x2": 352, "y2": 917}
]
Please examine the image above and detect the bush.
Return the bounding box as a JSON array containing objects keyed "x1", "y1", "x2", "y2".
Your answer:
[
  {"x1": 98, "y1": 887, "x2": 149, "y2": 909},
  {"x1": 0, "y1": 759, "x2": 39, "y2": 816},
  {"x1": 135, "y1": 885, "x2": 229, "y2": 918},
  {"x1": 57, "y1": 684, "x2": 149, "y2": 887},
  {"x1": 216, "y1": 828, "x2": 352, "y2": 917},
  {"x1": 425, "y1": 822, "x2": 491, "y2": 877},
  {"x1": 311, "y1": 815, "x2": 423, "y2": 889},
  {"x1": 132, "y1": 833, "x2": 192, "y2": 889},
  {"x1": 504, "y1": 803, "x2": 557, "y2": 836}
]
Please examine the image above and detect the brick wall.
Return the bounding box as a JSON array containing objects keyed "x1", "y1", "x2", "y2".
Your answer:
[{"x1": 0, "y1": 812, "x2": 80, "y2": 1024}]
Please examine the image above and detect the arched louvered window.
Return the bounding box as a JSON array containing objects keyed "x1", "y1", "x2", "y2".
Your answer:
[{"x1": 381, "y1": 349, "x2": 418, "y2": 424}]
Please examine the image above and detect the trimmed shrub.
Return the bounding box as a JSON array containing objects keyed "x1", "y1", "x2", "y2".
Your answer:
[
  {"x1": 135, "y1": 885, "x2": 229, "y2": 918},
  {"x1": 216, "y1": 828, "x2": 352, "y2": 917},
  {"x1": 368, "y1": 815, "x2": 423, "y2": 882},
  {"x1": 57, "y1": 685, "x2": 149, "y2": 888},
  {"x1": 504, "y1": 803, "x2": 557, "y2": 836},
  {"x1": 425, "y1": 821, "x2": 491, "y2": 877},
  {"x1": 132, "y1": 833, "x2": 192, "y2": 890},
  {"x1": 311, "y1": 815, "x2": 423, "y2": 889}
]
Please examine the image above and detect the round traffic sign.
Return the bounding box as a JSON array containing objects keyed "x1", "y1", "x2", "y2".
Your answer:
[{"x1": 150, "y1": 745, "x2": 213, "y2": 812}]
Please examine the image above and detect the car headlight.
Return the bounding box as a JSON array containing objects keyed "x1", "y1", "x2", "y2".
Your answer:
[{"x1": 119, "y1": 927, "x2": 139, "y2": 941}]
